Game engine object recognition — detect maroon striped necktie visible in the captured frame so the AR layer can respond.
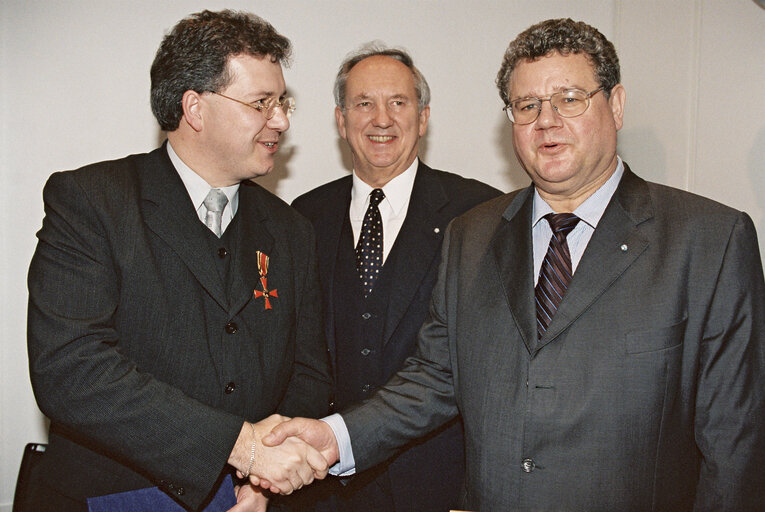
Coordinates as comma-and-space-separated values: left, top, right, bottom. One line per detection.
535, 213, 580, 338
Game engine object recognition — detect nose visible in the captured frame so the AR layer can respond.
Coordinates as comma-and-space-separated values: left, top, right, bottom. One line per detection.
371, 105, 393, 128
267, 107, 290, 132
534, 99, 561, 129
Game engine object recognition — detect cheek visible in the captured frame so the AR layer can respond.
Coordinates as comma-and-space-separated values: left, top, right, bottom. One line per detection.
512, 129, 534, 157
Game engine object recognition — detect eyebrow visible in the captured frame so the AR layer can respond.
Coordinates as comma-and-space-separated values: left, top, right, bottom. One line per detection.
510, 86, 586, 102
243, 89, 288, 101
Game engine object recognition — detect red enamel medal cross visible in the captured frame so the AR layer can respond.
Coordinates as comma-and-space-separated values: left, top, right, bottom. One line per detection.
253, 251, 277, 309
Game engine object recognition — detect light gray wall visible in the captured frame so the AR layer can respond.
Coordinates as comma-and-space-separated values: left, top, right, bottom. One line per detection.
2, 0, 763, 508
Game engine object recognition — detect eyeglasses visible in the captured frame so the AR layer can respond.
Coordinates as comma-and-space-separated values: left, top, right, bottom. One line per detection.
212, 92, 296, 119
503, 87, 604, 125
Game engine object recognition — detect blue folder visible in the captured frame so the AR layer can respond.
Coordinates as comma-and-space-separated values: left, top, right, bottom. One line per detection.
87, 474, 237, 511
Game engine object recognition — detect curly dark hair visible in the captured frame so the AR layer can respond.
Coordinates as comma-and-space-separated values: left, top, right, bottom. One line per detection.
150, 10, 291, 131
496, 18, 620, 105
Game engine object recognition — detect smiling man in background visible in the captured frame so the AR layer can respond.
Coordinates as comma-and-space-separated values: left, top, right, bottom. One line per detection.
290, 44, 500, 511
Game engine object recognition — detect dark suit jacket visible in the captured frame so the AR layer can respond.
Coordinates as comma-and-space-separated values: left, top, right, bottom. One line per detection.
343, 165, 765, 511
292, 161, 501, 510
27, 145, 331, 510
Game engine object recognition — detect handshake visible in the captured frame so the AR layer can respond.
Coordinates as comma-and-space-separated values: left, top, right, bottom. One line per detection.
228, 415, 340, 495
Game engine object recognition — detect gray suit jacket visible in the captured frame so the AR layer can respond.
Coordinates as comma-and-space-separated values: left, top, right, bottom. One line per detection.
27, 145, 331, 510
343, 165, 765, 511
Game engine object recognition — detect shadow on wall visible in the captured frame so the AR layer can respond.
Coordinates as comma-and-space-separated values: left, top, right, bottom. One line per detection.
494, 114, 532, 191
748, 125, 765, 252
616, 126, 668, 186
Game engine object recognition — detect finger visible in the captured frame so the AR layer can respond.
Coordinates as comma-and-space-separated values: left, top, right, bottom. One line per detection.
261, 423, 292, 446
297, 461, 315, 487
262, 418, 307, 446
305, 445, 329, 476
271, 474, 295, 496
253, 477, 271, 489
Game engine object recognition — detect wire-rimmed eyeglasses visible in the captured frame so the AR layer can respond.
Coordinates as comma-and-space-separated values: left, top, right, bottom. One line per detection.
212, 92, 296, 120
503, 87, 603, 125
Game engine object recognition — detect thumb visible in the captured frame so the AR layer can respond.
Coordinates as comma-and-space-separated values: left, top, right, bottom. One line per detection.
261, 421, 294, 446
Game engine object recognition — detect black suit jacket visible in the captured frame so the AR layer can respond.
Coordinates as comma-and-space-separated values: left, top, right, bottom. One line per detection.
292, 161, 501, 510
343, 165, 765, 511
27, 145, 331, 510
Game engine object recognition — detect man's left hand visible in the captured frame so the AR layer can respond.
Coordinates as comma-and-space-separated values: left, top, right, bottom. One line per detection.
227, 482, 268, 512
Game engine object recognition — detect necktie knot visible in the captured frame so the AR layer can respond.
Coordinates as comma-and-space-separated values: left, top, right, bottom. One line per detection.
203, 188, 228, 213
369, 188, 385, 207
545, 213, 580, 243
203, 188, 229, 237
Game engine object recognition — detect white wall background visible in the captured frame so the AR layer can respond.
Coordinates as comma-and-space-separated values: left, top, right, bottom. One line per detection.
1, 0, 763, 508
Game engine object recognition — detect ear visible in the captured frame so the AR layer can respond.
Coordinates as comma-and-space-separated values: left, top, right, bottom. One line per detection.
418, 105, 431, 137
608, 84, 626, 131
181, 90, 205, 132
335, 106, 347, 140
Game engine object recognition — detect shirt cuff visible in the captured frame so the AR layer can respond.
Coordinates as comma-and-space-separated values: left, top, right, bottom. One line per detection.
320, 414, 356, 476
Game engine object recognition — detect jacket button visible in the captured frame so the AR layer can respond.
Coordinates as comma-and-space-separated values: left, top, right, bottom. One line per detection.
225, 382, 236, 394
176, 487, 185, 496
521, 458, 536, 473
225, 322, 238, 334
218, 247, 228, 258
360, 348, 371, 356
361, 312, 371, 320
362, 384, 371, 393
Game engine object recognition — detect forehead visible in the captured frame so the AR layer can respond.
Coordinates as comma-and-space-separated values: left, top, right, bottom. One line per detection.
509, 52, 597, 98
345, 55, 416, 97
225, 54, 285, 94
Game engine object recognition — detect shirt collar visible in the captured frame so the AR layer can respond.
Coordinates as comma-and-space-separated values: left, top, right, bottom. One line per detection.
532, 156, 624, 229
166, 141, 240, 212
350, 158, 419, 220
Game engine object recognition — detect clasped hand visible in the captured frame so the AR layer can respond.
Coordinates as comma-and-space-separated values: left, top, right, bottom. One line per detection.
230, 415, 341, 495
229, 415, 329, 495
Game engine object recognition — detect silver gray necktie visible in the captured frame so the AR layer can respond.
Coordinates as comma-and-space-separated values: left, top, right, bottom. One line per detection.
203, 188, 229, 237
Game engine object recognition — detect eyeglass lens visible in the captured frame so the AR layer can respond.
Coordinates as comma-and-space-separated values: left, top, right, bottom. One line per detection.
509, 89, 591, 124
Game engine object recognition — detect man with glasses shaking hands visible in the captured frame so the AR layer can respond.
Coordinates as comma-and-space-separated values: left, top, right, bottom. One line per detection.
263, 18, 765, 511
27, 10, 331, 512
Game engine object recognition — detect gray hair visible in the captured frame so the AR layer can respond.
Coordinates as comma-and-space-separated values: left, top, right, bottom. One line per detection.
496, 18, 620, 105
333, 42, 431, 111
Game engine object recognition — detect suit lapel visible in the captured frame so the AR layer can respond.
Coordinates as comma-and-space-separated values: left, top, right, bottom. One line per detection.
382, 163, 449, 345
139, 146, 228, 310
540, 166, 653, 348
229, 182, 275, 315
315, 179, 353, 359
492, 186, 538, 354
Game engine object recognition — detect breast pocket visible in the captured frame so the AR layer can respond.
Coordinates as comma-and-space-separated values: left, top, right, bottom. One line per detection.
623, 314, 687, 354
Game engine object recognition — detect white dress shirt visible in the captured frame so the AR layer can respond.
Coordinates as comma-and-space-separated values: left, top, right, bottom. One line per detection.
167, 142, 240, 235
349, 158, 419, 263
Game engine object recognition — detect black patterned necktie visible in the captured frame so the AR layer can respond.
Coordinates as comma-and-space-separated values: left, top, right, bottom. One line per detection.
535, 213, 580, 338
355, 188, 385, 297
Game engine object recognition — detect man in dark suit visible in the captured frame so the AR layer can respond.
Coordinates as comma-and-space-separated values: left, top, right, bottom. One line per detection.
289, 45, 500, 511
263, 18, 765, 511
26, 10, 331, 512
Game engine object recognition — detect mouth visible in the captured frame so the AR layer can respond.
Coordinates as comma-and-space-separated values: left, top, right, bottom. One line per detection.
538, 141, 566, 153
367, 135, 395, 143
